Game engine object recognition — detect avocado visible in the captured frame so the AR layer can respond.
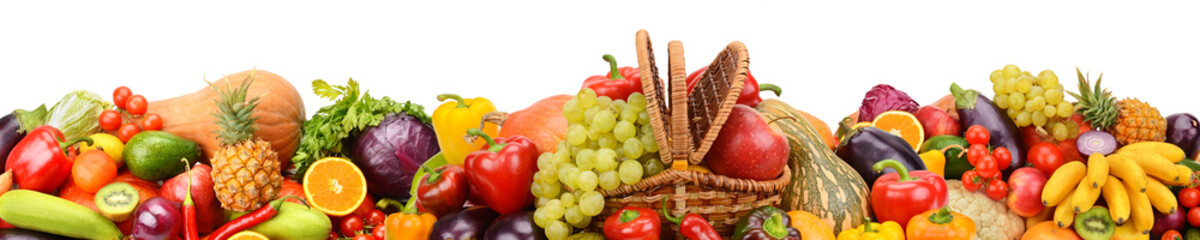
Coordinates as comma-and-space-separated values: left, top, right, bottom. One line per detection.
122, 131, 200, 181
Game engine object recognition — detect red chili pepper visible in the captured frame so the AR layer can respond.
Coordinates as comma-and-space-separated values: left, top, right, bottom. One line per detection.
580, 54, 642, 101
416, 164, 469, 217
209, 196, 303, 240
685, 67, 781, 108
181, 159, 199, 240
603, 206, 660, 240
661, 198, 720, 240
463, 128, 538, 215
870, 159, 949, 229
4, 125, 91, 193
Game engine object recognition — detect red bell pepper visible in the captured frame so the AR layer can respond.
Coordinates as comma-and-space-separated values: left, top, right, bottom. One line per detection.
4, 125, 91, 193
463, 128, 538, 215
581, 54, 642, 101
685, 67, 781, 108
871, 159, 948, 228
604, 206, 660, 240
416, 164, 469, 217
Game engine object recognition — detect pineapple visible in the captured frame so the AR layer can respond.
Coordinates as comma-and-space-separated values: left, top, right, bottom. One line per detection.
209, 72, 284, 211
1068, 68, 1166, 145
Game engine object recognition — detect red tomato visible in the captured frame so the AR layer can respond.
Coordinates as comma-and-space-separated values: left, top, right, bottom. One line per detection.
366, 209, 386, 227
1189, 207, 1200, 227
71, 150, 118, 194
1029, 142, 1066, 177
113, 87, 132, 110
372, 227, 385, 240
976, 155, 999, 178
117, 123, 141, 143
340, 215, 365, 237
1181, 188, 1200, 209
985, 178, 1009, 200
967, 144, 988, 166
353, 234, 376, 240
354, 195, 377, 217
992, 147, 1012, 170
965, 125, 990, 145
126, 95, 148, 115
1163, 230, 1182, 240
961, 170, 983, 192
141, 114, 163, 131
99, 110, 123, 131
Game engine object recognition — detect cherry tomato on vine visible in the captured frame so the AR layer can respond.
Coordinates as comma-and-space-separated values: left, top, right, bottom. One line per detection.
975, 155, 999, 178
141, 114, 163, 131
126, 95, 148, 115
985, 178, 1008, 200
372, 227, 385, 240
961, 170, 982, 192
98, 110, 123, 131
113, 86, 132, 109
1028, 142, 1066, 177
992, 147, 1012, 171
340, 215, 365, 237
965, 125, 990, 145
1180, 187, 1200, 209
366, 209, 386, 227
118, 123, 141, 143
1162, 230, 1182, 240
967, 144, 988, 166
1189, 207, 1200, 227
353, 234, 375, 240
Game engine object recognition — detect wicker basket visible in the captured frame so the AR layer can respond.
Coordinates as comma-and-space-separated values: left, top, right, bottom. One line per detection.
589, 30, 791, 237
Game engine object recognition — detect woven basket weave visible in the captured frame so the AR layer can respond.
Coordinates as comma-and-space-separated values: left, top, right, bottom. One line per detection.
590, 30, 790, 237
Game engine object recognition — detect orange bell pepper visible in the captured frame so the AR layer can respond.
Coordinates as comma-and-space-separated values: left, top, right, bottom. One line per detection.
905, 207, 975, 240
382, 199, 437, 240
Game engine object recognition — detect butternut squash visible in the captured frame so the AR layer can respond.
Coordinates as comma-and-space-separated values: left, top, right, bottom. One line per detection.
146, 70, 305, 168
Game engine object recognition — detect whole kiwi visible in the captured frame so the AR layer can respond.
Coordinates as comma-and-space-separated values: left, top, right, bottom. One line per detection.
1074, 206, 1116, 240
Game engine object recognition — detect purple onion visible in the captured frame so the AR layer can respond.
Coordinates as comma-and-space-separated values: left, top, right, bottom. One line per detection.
1076, 131, 1117, 156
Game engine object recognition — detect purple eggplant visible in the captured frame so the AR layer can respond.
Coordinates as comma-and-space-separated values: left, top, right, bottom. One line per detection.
430, 207, 500, 240
0, 113, 25, 166
0, 228, 76, 240
835, 126, 925, 186
1167, 113, 1199, 158
483, 211, 546, 240
1151, 208, 1186, 239
950, 83, 1024, 177
346, 112, 440, 201
131, 197, 181, 240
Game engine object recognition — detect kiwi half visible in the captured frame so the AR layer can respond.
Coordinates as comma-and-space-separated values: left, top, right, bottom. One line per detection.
94, 182, 139, 222
1074, 206, 1116, 240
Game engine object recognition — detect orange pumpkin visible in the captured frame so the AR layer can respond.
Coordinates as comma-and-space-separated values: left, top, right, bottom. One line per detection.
146, 69, 305, 169
1021, 221, 1082, 240
499, 95, 570, 154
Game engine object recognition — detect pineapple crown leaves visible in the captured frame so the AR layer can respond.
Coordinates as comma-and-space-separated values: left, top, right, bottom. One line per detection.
1066, 67, 1118, 130
207, 69, 264, 145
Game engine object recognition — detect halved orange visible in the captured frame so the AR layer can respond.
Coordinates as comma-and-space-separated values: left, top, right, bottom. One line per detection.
850, 122, 873, 130
871, 111, 925, 151
228, 231, 269, 240
303, 157, 367, 217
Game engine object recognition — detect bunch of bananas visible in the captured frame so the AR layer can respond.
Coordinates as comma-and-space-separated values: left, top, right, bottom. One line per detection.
1041, 142, 1193, 234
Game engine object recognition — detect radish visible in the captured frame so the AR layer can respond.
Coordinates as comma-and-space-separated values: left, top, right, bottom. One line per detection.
1076, 131, 1117, 156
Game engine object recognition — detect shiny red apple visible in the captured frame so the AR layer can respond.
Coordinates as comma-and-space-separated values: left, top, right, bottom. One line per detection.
915, 105, 961, 139
704, 105, 790, 181
1007, 167, 1047, 217
160, 163, 221, 233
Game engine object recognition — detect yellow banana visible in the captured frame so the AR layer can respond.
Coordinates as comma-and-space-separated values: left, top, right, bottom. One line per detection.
1122, 151, 1181, 183
1145, 178, 1179, 214
1043, 161, 1087, 206
1101, 176, 1130, 224
1072, 176, 1103, 213
1119, 141, 1185, 162
1086, 153, 1109, 188
1054, 191, 1076, 228
1162, 165, 1196, 186
1126, 178, 1154, 235
1108, 153, 1148, 193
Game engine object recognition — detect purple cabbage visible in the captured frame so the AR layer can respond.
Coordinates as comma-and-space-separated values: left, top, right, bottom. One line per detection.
346, 113, 440, 201
857, 84, 919, 121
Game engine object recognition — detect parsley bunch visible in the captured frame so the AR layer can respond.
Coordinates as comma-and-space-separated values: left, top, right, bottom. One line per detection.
291, 79, 430, 178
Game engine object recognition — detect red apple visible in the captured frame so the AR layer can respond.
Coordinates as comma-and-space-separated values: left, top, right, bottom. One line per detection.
705, 105, 790, 181
915, 105, 960, 139
160, 163, 221, 233
1007, 167, 1047, 217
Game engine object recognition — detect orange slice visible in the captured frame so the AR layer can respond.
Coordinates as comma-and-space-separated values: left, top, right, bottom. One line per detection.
871, 111, 925, 151
228, 231, 269, 240
303, 157, 367, 217
850, 122, 873, 130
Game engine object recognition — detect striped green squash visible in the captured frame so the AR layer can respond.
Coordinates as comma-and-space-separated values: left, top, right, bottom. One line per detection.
757, 99, 871, 233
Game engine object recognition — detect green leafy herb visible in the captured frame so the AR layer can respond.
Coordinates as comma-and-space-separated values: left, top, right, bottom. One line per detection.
291, 79, 430, 178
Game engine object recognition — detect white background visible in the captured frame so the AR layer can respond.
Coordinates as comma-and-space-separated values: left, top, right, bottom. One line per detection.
3, 1, 1199, 130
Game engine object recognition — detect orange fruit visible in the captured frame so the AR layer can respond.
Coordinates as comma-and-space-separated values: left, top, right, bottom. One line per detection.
871, 111, 925, 151
228, 231, 270, 240
850, 122, 873, 130
303, 157, 368, 217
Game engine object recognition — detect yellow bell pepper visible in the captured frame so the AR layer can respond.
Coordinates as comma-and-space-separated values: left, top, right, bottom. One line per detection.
432, 94, 499, 165
919, 150, 946, 177
836, 220, 905, 240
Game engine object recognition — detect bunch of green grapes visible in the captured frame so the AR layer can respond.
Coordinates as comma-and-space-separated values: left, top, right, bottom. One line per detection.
990, 64, 1080, 140
530, 88, 663, 240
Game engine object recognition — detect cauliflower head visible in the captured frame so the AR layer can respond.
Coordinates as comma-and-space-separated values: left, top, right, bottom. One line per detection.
945, 180, 1025, 240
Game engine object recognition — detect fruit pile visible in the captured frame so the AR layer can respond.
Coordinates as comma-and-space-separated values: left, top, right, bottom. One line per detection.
4, 32, 1200, 240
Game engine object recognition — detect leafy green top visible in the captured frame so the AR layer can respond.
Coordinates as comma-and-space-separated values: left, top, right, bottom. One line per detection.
210, 72, 262, 145
291, 78, 430, 177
